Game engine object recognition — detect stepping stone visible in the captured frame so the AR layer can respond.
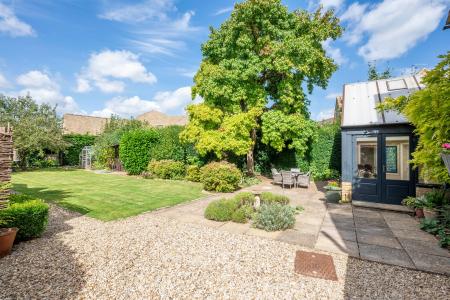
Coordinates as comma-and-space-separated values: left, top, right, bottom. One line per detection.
315, 233, 359, 257
277, 229, 317, 248
407, 251, 450, 275
359, 244, 415, 268
391, 229, 437, 242
354, 217, 388, 229
320, 225, 357, 242
294, 250, 338, 281
357, 233, 402, 249
356, 227, 394, 237
353, 208, 382, 219
398, 238, 450, 258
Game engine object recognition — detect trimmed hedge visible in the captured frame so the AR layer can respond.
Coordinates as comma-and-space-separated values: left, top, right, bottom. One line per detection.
200, 162, 242, 192
63, 134, 96, 166
119, 129, 159, 175
148, 159, 186, 179
0, 196, 49, 241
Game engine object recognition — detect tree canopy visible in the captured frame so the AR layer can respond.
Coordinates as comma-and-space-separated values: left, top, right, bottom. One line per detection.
367, 62, 392, 81
377, 52, 450, 184
0, 95, 67, 169
181, 0, 342, 174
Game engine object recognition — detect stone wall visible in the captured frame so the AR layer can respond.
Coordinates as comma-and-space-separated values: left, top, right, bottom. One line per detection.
0, 127, 13, 208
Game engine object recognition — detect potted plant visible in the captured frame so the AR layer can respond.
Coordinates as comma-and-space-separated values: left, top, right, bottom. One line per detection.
324, 180, 342, 203
441, 143, 450, 175
0, 215, 18, 258
402, 196, 425, 218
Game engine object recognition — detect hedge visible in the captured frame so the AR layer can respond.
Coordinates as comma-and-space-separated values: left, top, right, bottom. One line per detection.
0, 195, 49, 241
150, 126, 189, 162
63, 134, 96, 166
119, 129, 160, 175
148, 159, 186, 179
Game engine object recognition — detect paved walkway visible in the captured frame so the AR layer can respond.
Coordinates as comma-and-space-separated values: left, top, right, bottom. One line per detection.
153, 180, 450, 275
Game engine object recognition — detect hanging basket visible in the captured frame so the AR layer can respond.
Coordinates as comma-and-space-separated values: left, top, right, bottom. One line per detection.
441, 153, 450, 175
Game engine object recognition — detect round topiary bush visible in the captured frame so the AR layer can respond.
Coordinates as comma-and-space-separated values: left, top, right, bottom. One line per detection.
253, 204, 296, 231
200, 162, 241, 192
0, 196, 49, 241
148, 159, 186, 179
119, 129, 159, 175
204, 198, 240, 221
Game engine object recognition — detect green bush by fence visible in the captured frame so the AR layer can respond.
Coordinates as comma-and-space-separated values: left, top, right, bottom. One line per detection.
119, 129, 160, 175
200, 162, 242, 192
0, 195, 49, 241
63, 134, 96, 166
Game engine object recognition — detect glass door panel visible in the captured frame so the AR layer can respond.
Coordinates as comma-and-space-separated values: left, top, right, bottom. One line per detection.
356, 137, 377, 179
384, 136, 410, 181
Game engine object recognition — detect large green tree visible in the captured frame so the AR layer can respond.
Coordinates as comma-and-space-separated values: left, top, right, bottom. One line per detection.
377, 52, 450, 184
0, 95, 67, 169
181, 0, 342, 174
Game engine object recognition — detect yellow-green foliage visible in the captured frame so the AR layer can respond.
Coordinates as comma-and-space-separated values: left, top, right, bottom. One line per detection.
148, 160, 186, 180
200, 162, 242, 192
378, 52, 450, 183
185, 165, 201, 182
204, 198, 240, 221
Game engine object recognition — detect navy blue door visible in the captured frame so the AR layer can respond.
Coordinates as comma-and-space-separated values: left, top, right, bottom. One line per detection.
381, 134, 414, 205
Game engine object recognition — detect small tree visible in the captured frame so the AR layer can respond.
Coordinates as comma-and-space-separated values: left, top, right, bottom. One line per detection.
181, 0, 342, 175
368, 62, 392, 80
0, 95, 67, 169
377, 52, 450, 183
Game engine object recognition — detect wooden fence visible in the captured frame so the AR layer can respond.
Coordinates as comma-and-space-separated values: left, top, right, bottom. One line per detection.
0, 126, 13, 208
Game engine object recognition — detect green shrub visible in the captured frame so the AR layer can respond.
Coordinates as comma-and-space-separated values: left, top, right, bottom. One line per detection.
0, 199, 49, 241
185, 165, 201, 182
240, 176, 261, 187
204, 198, 240, 221
148, 160, 185, 179
200, 162, 241, 192
423, 189, 447, 208
260, 192, 289, 205
119, 129, 159, 175
150, 126, 187, 162
9, 194, 35, 204
253, 204, 296, 231
231, 207, 248, 223
234, 192, 255, 206
63, 134, 96, 166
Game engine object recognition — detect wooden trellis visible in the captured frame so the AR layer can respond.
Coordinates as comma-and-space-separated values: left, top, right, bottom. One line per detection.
0, 126, 13, 209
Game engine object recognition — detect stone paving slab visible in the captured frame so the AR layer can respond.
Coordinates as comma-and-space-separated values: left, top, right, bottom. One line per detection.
359, 244, 415, 269
153, 181, 450, 275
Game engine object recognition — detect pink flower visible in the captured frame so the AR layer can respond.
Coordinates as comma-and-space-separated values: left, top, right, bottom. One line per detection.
442, 143, 450, 149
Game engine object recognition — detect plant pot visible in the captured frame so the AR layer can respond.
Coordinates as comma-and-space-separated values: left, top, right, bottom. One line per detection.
415, 208, 424, 218
441, 153, 450, 175
423, 208, 437, 219
0, 228, 18, 258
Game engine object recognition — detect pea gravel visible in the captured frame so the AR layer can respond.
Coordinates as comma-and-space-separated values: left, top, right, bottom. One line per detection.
0, 205, 449, 299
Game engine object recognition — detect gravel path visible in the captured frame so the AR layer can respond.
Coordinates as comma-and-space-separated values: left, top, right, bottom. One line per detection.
1, 205, 449, 299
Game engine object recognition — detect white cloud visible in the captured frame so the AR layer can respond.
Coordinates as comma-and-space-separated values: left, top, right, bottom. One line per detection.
77, 50, 157, 93
326, 92, 341, 100
320, 0, 344, 10
91, 96, 161, 118
315, 108, 334, 121
15, 70, 80, 114
91, 86, 200, 117
0, 3, 35, 37
322, 39, 347, 65
213, 7, 233, 16
0, 72, 10, 88
341, 0, 447, 61
99, 0, 174, 23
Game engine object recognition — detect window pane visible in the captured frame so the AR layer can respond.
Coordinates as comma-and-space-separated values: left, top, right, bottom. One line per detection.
385, 136, 410, 181
356, 137, 377, 178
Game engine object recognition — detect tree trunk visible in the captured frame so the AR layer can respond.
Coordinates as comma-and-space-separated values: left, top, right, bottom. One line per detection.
246, 128, 257, 176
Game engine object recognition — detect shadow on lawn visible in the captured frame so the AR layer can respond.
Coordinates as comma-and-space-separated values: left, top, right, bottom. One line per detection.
12, 183, 91, 216
0, 203, 87, 298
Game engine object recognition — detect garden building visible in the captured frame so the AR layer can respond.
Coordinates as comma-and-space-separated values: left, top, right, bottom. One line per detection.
340, 71, 426, 206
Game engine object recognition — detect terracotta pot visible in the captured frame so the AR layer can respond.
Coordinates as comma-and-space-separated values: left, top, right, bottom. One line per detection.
0, 228, 18, 258
415, 208, 424, 218
423, 208, 437, 219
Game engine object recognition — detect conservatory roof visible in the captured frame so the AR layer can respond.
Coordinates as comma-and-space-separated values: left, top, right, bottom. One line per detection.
341, 71, 426, 127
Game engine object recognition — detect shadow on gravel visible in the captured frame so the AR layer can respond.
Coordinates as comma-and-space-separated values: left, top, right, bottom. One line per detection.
0, 206, 86, 299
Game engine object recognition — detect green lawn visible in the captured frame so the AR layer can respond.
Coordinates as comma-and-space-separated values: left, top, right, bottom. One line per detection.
12, 169, 204, 221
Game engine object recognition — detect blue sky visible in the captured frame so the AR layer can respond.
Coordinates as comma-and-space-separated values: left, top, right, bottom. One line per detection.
0, 0, 448, 120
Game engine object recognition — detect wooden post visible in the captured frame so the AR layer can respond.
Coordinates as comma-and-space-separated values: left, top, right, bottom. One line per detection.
0, 126, 13, 209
